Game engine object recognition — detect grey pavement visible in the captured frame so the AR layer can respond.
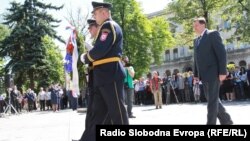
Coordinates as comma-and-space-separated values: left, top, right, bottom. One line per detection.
0, 101, 250, 141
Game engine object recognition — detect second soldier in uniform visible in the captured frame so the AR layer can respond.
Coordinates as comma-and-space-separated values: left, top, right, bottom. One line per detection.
78, 1, 129, 141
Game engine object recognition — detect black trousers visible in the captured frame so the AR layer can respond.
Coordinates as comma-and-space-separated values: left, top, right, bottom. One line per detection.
84, 70, 95, 130
0, 100, 5, 113
203, 79, 233, 125
40, 100, 45, 111
80, 80, 129, 141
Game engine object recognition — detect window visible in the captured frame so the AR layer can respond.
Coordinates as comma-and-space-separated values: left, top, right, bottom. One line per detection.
165, 50, 170, 61
180, 47, 185, 57
173, 48, 178, 59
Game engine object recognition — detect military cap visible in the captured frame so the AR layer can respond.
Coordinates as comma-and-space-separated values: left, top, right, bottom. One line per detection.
91, 1, 112, 13
87, 19, 97, 26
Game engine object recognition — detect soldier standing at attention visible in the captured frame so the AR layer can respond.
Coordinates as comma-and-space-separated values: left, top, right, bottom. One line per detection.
77, 1, 129, 141
82, 19, 99, 130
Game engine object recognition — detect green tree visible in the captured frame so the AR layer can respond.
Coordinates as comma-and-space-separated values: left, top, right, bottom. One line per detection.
124, 0, 152, 77
0, 24, 10, 76
19, 36, 64, 91
150, 17, 175, 65
0, 24, 10, 43
167, 0, 227, 46
0, 0, 63, 89
105, 0, 174, 77
240, 0, 250, 41
40, 36, 64, 87
167, 0, 227, 27
222, 0, 250, 42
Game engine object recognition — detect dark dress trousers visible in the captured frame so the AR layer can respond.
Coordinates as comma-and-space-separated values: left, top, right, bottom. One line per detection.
80, 18, 129, 141
194, 29, 233, 125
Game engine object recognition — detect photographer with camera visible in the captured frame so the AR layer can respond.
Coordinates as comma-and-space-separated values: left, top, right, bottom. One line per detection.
122, 56, 136, 118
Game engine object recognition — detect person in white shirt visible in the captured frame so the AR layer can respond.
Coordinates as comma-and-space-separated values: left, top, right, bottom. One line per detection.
45, 88, 51, 110
38, 87, 46, 111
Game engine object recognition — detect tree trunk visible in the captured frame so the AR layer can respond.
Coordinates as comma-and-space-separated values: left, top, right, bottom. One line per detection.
16, 71, 24, 91
204, 11, 209, 28
28, 69, 35, 89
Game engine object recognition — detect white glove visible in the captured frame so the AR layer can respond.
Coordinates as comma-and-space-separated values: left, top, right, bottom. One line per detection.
85, 41, 93, 51
80, 53, 86, 63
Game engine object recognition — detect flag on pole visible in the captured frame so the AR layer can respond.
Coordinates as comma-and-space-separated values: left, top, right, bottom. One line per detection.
65, 25, 79, 98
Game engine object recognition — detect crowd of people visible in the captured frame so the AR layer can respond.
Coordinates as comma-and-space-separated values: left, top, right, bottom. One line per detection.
2, 64, 248, 121
0, 83, 88, 114
2, 3, 250, 139
132, 66, 250, 107
220, 65, 250, 101
134, 71, 199, 107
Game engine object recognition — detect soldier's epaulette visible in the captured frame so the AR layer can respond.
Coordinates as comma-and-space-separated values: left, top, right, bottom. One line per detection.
101, 28, 111, 33
101, 20, 116, 45
102, 20, 116, 29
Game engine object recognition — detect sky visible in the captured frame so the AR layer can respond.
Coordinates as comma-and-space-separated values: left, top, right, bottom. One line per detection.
0, 0, 171, 54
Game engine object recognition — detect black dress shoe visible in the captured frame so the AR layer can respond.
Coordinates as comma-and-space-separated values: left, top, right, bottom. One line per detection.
129, 115, 136, 118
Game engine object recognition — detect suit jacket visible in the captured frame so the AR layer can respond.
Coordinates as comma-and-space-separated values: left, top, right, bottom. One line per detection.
194, 30, 227, 82
84, 18, 125, 86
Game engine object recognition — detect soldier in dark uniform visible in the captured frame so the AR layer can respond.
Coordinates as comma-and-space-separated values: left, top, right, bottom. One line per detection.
82, 19, 99, 130
77, 2, 129, 141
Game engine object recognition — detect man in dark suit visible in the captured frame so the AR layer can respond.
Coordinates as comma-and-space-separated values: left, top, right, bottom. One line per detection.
193, 17, 233, 125
78, 1, 128, 141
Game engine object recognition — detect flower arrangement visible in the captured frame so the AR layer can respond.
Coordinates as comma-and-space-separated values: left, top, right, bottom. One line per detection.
227, 64, 235, 71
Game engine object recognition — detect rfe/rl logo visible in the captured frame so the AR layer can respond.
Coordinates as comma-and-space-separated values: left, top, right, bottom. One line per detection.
210, 129, 244, 136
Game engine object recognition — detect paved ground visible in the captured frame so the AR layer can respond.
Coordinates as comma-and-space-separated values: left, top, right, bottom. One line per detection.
0, 100, 250, 141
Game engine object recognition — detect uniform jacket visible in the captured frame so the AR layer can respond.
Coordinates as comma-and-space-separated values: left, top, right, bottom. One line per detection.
84, 18, 125, 86
194, 30, 227, 82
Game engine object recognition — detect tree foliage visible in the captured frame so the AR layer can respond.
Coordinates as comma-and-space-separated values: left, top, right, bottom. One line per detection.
124, 0, 152, 77
167, 0, 250, 46
0, 0, 63, 89
167, 0, 227, 27
0, 24, 10, 76
105, 0, 174, 77
167, 0, 227, 47
150, 17, 175, 65
222, 0, 250, 42
40, 36, 64, 87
